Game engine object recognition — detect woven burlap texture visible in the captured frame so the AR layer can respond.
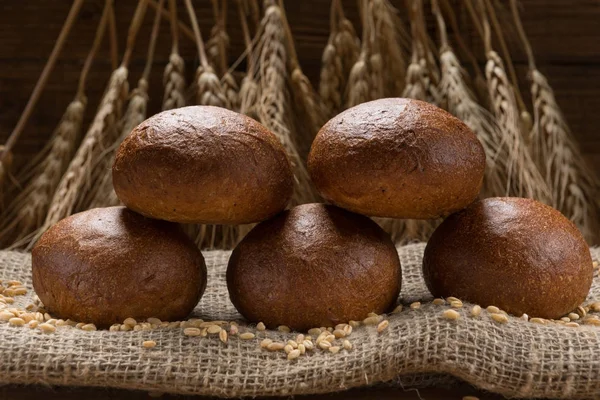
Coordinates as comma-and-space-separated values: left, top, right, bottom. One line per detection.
1, 244, 599, 398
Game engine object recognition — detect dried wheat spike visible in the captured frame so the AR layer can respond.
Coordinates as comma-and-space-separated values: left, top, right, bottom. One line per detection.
88, 80, 149, 209
35, 67, 129, 247
346, 55, 371, 108
256, 5, 317, 205
206, 24, 229, 77
485, 51, 551, 203
529, 69, 600, 242
222, 71, 240, 112
239, 75, 260, 120
194, 65, 230, 108
0, 98, 86, 247
439, 49, 507, 199
162, 52, 186, 110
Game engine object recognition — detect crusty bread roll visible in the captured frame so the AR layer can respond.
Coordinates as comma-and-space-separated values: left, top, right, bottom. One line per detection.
227, 203, 401, 331
113, 106, 293, 224
32, 206, 207, 327
423, 197, 593, 319
308, 98, 486, 219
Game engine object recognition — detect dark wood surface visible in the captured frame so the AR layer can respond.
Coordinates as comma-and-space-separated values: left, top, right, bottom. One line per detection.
0, 1, 599, 174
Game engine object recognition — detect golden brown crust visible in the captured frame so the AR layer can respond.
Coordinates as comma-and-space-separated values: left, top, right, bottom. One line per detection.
113, 106, 294, 224
32, 206, 207, 327
308, 98, 486, 219
423, 197, 593, 319
227, 203, 401, 331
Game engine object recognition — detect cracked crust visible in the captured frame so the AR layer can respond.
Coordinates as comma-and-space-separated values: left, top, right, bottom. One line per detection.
308, 98, 486, 219
32, 206, 207, 327
423, 197, 593, 319
226, 203, 401, 331
113, 106, 294, 224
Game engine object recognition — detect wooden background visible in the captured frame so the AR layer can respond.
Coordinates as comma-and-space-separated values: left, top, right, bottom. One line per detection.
0, 0, 599, 174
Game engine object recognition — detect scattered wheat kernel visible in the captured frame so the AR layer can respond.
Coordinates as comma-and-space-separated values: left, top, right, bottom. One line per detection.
240, 332, 255, 340
267, 342, 285, 351
432, 298, 445, 306
207, 325, 222, 334
5, 297, 14, 304
298, 343, 306, 354
565, 322, 580, 328
410, 302, 421, 309
318, 340, 331, 350
28, 320, 39, 329
219, 329, 228, 343
343, 340, 352, 350
133, 325, 143, 332
329, 346, 341, 354
44, 313, 52, 321
7, 280, 22, 286
367, 312, 379, 318
39, 323, 56, 333
296, 334, 305, 343
120, 324, 132, 331
287, 349, 301, 360
147, 317, 162, 325
491, 313, 508, 324
305, 335, 313, 341
520, 313, 529, 321
486, 306, 500, 313
392, 304, 404, 313
199, 321, 219, 328
576, 306, 587, 318
287, 340, 298, 348
363, 316, 380, 325
443, 309, 460, 320
184, 328, 201, 336
13, 288, 27, 296
585, 319, 600, 326
25, 304, 35, 311
326, 335, 336, 343
278, 325, 291, 333
308, 328, 321, 336
9, 318, 25, 326
333, 329, 346, 338
35, 313, 44, 322
349, 320, 361, 328
560, 317, 571, 322
260, 338, 273, 348
446, 296, 460, 303
593, 261, 598, 269
0, 311, 14, 321
142, 340, 157, 349
450, 301, 463, 309
303, 340, 314, 350
46, 319, 57, 325
463, 396, 480, 400
81, 324, 97, 331
343, 325, 352, 335
229, 324, 239, 335
327, 327, 333, 332
55, 319, 67, 327
590, 302, 600, 312
257, 322, 266, 331
284, 344, 294, 354
471, 305, 482, 317
530, 318, 545, 325
377, 320, 389, 333
109, 324, 120, 332
568, 313, 580, 321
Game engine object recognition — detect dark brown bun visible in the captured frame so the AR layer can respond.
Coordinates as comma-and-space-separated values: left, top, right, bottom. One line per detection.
32, 206, 207, 327
308, 98, 486, 219
227, 203, 401, 331
423, 197, 593, 319
113, 106, 294, 224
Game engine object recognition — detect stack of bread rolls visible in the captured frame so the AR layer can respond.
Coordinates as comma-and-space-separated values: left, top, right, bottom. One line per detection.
32, 99, 593, 330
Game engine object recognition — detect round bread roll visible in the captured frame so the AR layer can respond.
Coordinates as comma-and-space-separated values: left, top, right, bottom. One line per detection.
423, 197, 593, 319
32, 206, 207, 327
113, 106, 293, 224
227, 203, 401, 331
308, 98, 486, 219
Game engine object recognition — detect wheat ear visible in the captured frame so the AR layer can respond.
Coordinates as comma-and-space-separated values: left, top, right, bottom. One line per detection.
256, 3, 317, 204
346, 0, 376, 108
162, 0, 186, 111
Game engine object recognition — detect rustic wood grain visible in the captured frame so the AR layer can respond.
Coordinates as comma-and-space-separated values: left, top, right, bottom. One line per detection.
0, 0, 598, 173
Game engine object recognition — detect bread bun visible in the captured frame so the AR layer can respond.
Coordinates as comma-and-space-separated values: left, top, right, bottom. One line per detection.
227, 203, 401, 331
308, 98, 485, 219
423, 197, 593, 319
32, 206, 207, 327
113, 106, 293, 224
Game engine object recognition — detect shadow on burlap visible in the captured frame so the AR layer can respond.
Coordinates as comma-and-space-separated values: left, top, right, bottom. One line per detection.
0, 244, 599, 398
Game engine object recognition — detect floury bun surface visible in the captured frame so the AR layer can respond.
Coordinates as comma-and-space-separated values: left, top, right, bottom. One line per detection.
308, 98, 486, 219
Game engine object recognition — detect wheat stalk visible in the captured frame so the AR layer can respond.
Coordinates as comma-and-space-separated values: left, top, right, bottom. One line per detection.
0, 98, 87, 247
256, 4, 317, 204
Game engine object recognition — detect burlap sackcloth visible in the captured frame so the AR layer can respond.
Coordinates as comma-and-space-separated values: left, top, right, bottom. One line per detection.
1, 243, 600, 398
